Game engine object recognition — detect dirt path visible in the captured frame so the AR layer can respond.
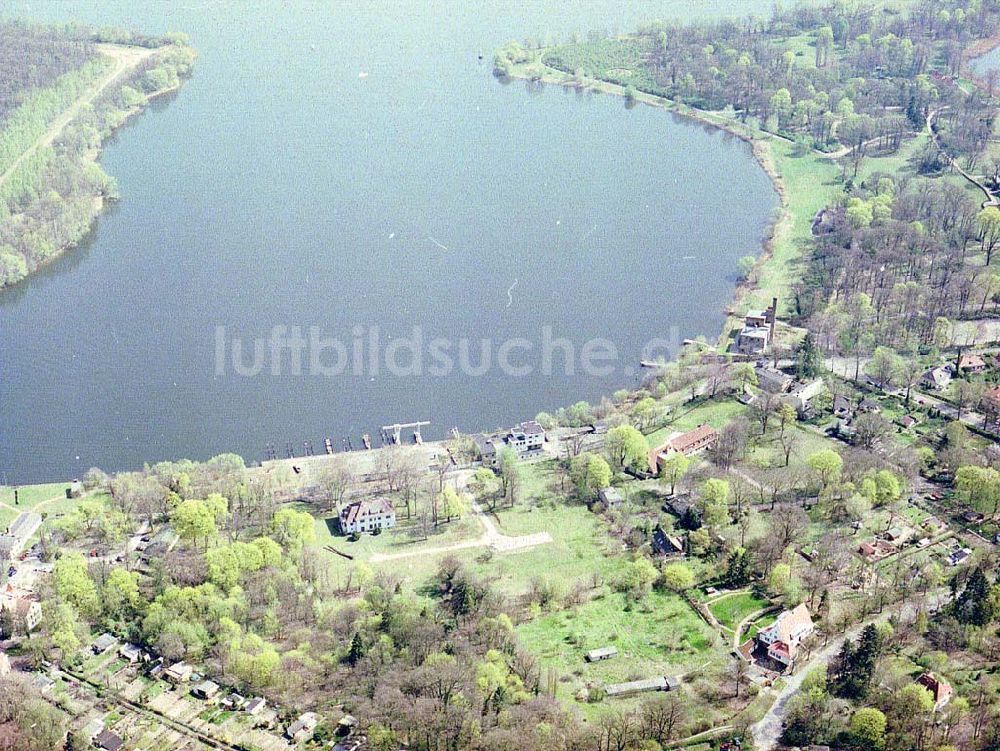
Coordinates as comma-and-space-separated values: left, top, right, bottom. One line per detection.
371, 500, 552, 562
927, 106, 997, 208
0, 43, 156, 189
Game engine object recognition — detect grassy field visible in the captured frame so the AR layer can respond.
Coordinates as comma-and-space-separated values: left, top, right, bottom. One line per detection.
707, 591, 771, 631
308, 500, 487, 586
646, 398, 747, 448
0, 481, 74, 509
517, 587, 723, 709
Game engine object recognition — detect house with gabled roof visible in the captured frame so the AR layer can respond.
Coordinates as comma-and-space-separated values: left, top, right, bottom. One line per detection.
958, 353, 987, 374
338, 498, 396, 535
917, 672, 953, 710
756, 603, 814, 669
921, 366, 952, 391
648, 425, 718, 474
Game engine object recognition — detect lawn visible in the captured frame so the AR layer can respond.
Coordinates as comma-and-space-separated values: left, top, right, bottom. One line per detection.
707, 591, 771, 631
745, 611, 778, 640
751, 138, 843, 317
517, 587, 724, 707
646, 399, 747, 448
0, 481, 73, 509
309, 459, 616, 594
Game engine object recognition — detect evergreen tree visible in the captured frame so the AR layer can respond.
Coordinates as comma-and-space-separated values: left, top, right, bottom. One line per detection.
832, 624, 883, 699
347, 632, 365, 665
725, 548, 753, 586
953, 567, 996, 626
796, 332, 822, 379
679, 506, 702, 531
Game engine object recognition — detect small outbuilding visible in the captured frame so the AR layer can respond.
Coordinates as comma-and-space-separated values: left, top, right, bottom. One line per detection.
91, 633, 117, 655
597, 487, 623, 509
192, 680, 221, 701
93, 730, 124, 751
585, 646, 618, 662
605, 675, 678, 697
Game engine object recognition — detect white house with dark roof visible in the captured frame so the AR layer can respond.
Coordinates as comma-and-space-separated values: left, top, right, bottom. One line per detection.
506, 421, 545, 457
339, 498, 396, 535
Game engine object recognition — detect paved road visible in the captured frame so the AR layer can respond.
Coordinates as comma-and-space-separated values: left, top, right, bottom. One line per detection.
751, 589, 949, 750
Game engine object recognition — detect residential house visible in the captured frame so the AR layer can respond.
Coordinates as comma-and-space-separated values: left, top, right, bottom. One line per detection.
648, 425, 719, 474
756, 603, 814, 669
917, 672, 953, 710
91, 633, 118, 655
921, 366, 952, 391
597, 487, 623, 509
662, 495, 699, 524
883, 526, 912, 544
785, 379, 826, 413
222, 693, 246, 710
651, 526, 684, 556
93, 730, 124, 751
858, 398, 881, 414
585, 646, 618, 662
246, 697, 267, 716
138, 527, 179, 564
858, 539, 897, 560
338, 498, 397, 535
897, 414, 919, 429
286, 712, 319, 742
473, 434, 499, 470
0, 584, 42, 633
119, 644, 144, 664
949, 548, 972, 566
0, 512, 42, 562
735, 325, 771, 356
757, 367, 794, 394
734, 299, 778, 356
163, 661, 193, 684
506, 421, 545, 458
958, 353, 987, 375
192, 680, 221, 701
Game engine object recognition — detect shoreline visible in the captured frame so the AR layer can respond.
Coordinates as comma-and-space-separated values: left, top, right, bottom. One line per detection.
1, 49, 793, 487
0, 43, 192, 292
501, 55, 793, 345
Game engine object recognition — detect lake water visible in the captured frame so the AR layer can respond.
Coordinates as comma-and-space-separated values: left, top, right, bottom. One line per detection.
968, 42, 1000, 79
0, 0, 778, 483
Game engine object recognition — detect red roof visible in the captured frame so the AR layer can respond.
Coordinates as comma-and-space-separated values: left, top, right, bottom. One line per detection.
669, 424, 718, 453
959, 354, 986, 370
917, 673, 952, 705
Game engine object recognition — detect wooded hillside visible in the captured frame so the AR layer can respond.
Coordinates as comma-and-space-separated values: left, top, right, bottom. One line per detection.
0, 21, 96, 124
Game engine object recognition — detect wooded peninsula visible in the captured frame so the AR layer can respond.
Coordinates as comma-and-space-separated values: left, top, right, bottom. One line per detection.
0, 22, 194, 288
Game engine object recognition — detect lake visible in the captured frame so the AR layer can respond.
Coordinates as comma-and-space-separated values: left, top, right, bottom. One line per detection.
0, 0, 778, 483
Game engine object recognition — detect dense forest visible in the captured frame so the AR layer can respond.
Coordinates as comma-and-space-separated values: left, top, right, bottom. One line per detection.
0, 23, 194, 288
0, 23, 96, 124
